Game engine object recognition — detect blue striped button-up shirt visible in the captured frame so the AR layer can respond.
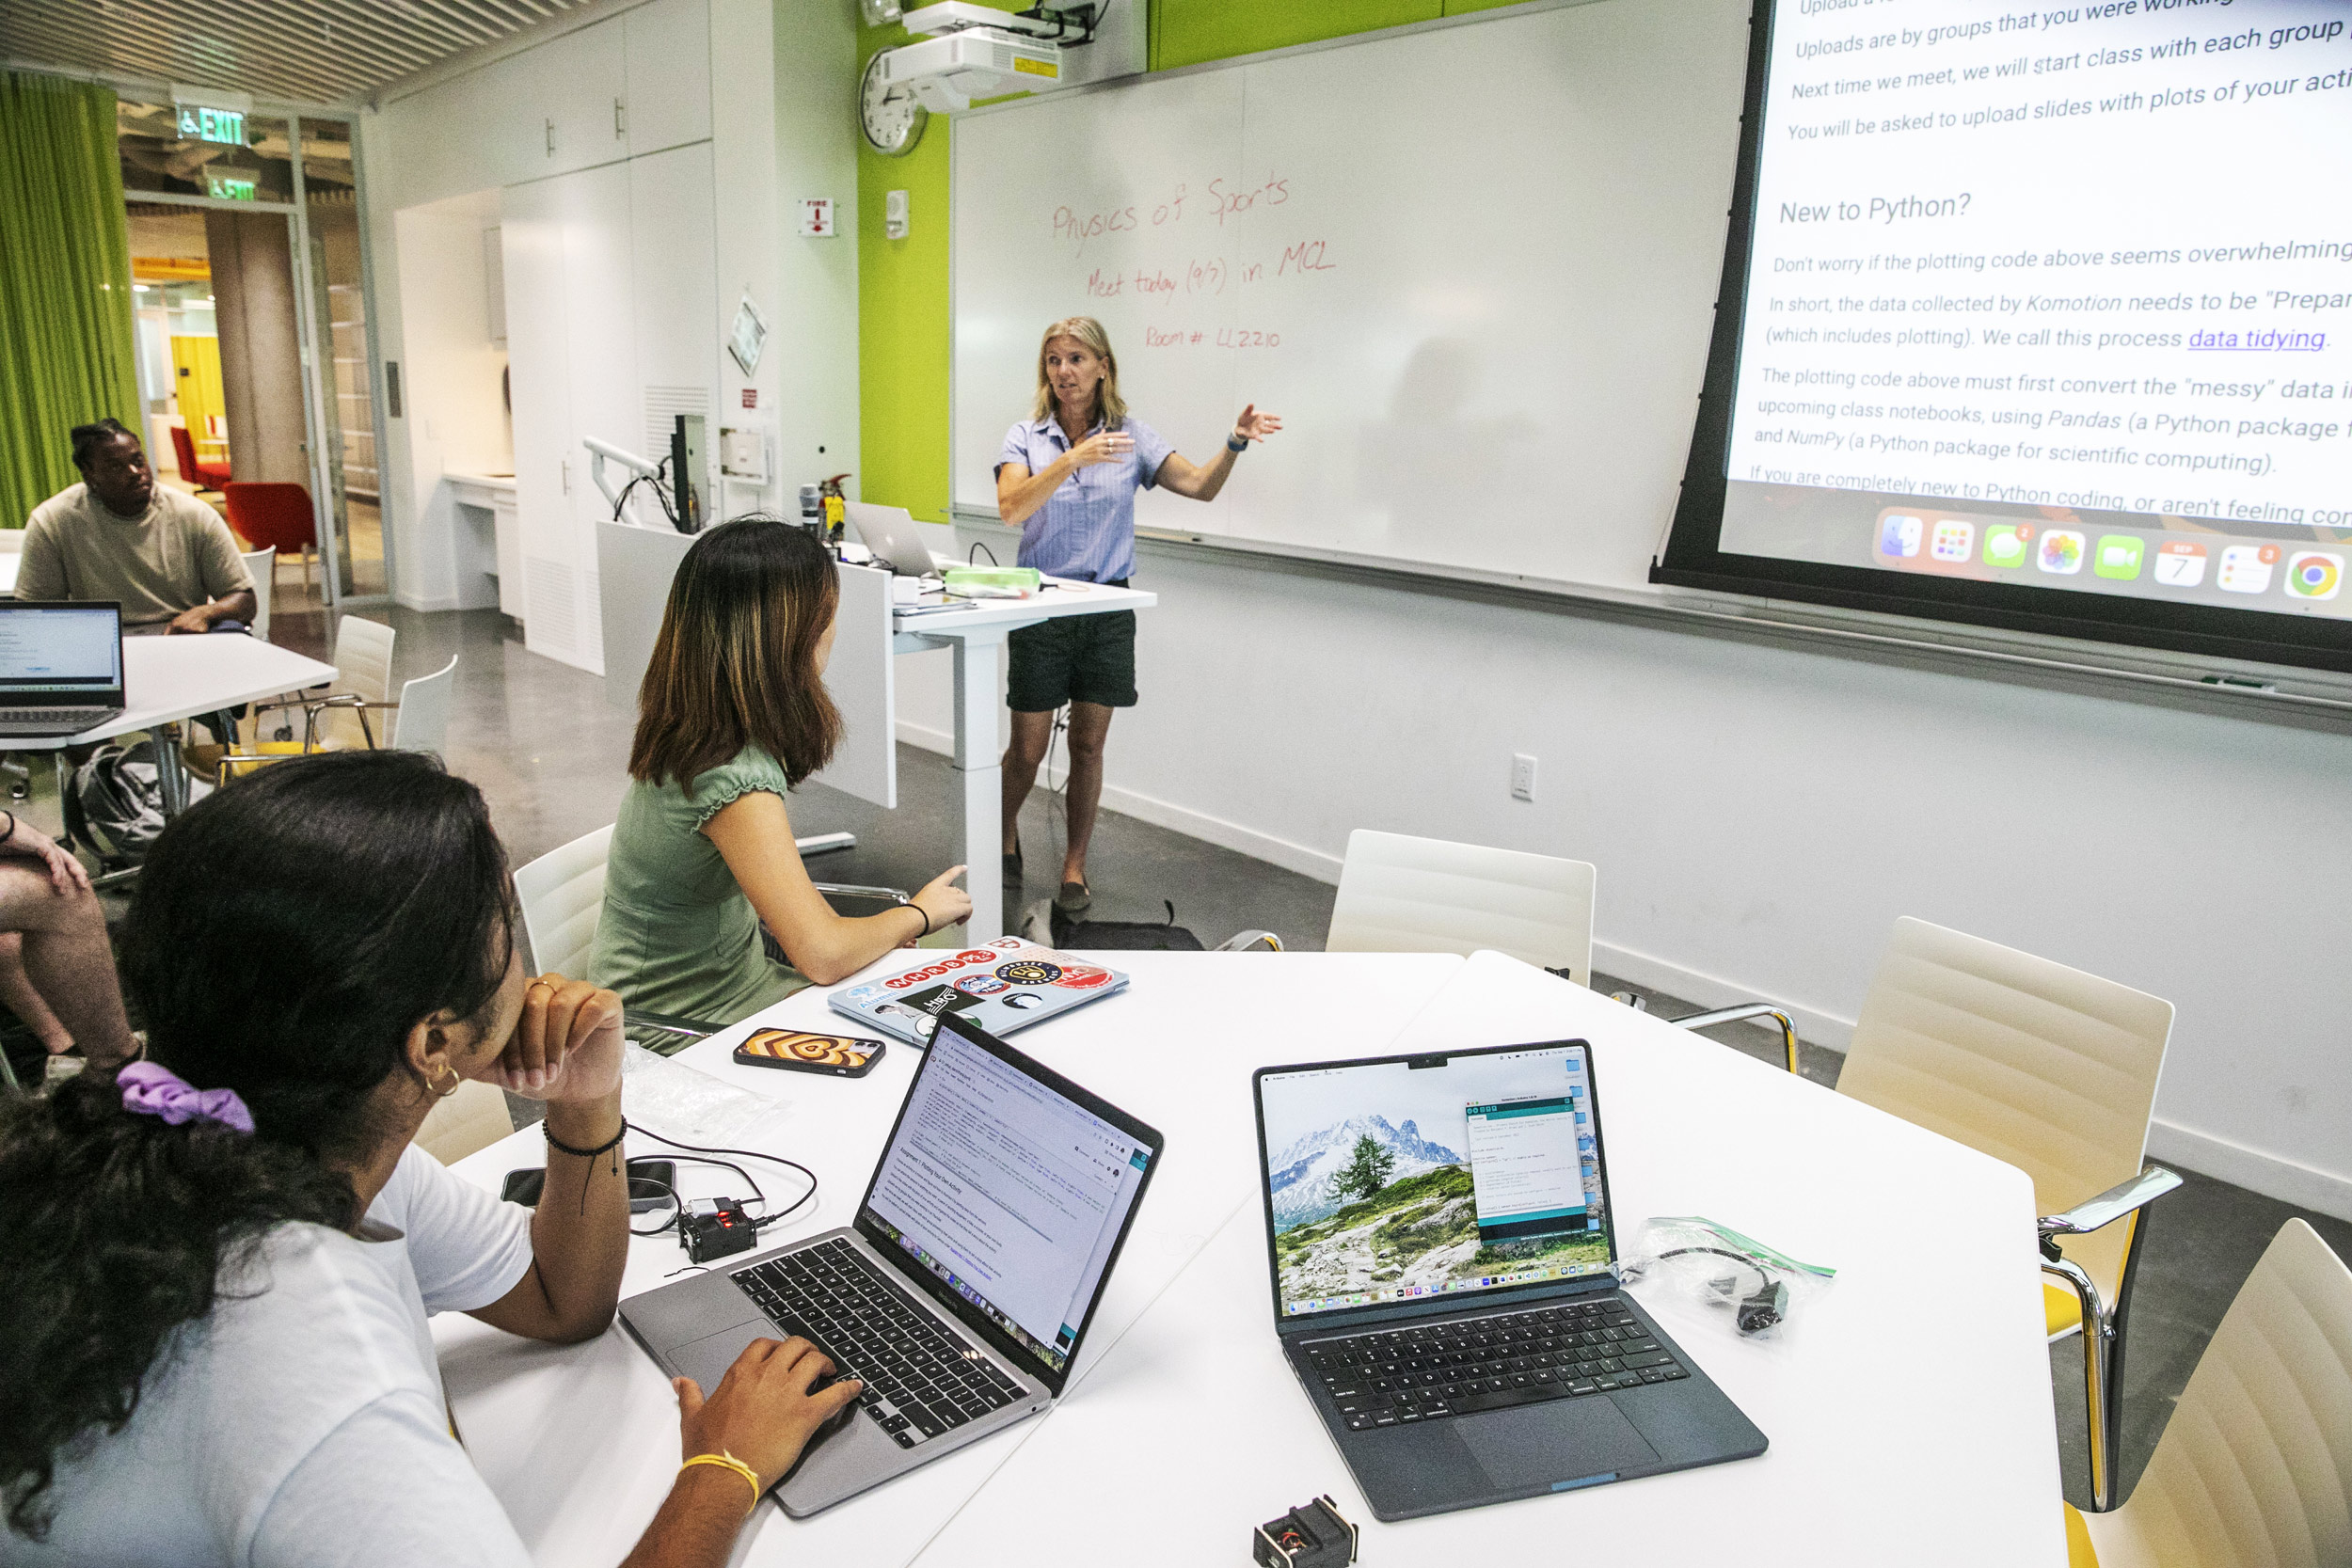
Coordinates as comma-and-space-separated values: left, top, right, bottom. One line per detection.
995, 414, 1173, 583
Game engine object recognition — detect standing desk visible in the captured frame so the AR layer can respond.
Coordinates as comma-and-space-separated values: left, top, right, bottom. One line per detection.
434, 950, 2062, 1566
886, 578, 1152, 942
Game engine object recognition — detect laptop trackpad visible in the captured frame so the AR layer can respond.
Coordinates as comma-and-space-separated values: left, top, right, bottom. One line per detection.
1457, 1401, 1661, 1492
666, 1321, 770, 1394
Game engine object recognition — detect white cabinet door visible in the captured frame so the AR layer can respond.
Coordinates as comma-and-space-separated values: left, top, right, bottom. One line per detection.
533, 17, 630, 178
500, 181, 576, 658
557, 158, 640, 674
625, 0, 712, 157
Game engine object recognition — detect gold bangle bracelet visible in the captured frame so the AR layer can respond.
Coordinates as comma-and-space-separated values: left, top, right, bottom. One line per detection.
678, 1451, 763, 1517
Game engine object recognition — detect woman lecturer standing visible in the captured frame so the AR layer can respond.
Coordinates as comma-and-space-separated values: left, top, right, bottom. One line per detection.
995, 316, 1280, 913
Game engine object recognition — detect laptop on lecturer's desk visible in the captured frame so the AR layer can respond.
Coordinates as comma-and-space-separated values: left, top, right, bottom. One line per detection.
844, 500, 946, 578
618, 1008, 1163, 1516
0, 603, 125, 737
1253, 1038, 1765, 1521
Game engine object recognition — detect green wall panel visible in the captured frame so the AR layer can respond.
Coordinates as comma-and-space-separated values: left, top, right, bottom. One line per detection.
1150, 0, 1439, 71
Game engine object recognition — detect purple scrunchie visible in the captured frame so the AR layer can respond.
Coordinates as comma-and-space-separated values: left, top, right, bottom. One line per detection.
118, 1060, 256, 1134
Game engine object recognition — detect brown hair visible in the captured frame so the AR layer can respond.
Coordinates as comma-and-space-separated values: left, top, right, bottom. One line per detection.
1029, 315, 1126, 430
628, 517, 842, 793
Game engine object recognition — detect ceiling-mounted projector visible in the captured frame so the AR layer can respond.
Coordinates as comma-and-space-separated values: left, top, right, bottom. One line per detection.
875, 3, 1098, 114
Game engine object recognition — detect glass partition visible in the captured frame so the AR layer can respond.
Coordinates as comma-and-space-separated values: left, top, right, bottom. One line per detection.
301, 117, 379, 598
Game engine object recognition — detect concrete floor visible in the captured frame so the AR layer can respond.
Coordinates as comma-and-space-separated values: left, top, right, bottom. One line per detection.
30, 601, 2352, 1517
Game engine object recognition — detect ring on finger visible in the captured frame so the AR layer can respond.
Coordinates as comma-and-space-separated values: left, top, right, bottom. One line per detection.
526, 979, 556, 1000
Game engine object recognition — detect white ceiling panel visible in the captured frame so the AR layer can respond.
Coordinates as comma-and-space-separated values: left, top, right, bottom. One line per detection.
2, 0, 594, 107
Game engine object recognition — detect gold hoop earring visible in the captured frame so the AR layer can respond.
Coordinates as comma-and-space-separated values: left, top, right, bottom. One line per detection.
427, 1064, 462, 1100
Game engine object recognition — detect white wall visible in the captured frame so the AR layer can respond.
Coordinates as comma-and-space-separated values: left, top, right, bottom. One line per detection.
905, 536, 2352, 1220
360, 0, 860, 628
386, 189, 509, 611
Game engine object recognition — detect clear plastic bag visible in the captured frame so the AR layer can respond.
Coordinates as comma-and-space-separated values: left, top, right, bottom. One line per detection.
1617, 1216, 1836, 1342
620, 1041, 781, 1146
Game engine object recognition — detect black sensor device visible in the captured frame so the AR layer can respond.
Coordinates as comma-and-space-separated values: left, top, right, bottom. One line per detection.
1252, 1496, 1357, 1568
683, 1197, 758, 1263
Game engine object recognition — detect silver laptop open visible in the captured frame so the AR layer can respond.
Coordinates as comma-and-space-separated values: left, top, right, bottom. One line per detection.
0, 602, 126, 738
618, 1009, 1164, 1516
844, 500, 946, 578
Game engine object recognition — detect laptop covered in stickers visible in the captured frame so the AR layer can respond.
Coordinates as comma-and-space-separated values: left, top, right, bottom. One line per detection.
829, 937, 1131, 1047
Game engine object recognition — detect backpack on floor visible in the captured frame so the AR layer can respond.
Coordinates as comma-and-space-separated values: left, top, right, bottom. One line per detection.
1024, 897, 1206, 952
65, 739, 208, 867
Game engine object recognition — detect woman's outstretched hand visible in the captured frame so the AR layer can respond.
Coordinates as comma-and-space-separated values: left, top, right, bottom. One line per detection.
908, 866, 973, 944
1232, 404, 1282, 443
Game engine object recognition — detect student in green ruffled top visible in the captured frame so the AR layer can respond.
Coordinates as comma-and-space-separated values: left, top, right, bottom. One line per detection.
590, 519, 970, 1029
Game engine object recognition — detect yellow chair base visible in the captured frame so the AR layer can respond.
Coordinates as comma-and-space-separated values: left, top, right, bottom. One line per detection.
2046, 1280, 2087, 1338
2064, 1503, 2098, 1567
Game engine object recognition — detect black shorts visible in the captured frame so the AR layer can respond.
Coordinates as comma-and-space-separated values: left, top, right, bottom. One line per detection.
1007, 591, 1136, 712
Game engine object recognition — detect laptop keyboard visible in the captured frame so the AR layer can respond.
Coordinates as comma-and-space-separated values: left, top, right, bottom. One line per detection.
733, 1237, 1026, 1449
0, 708, 109, 726
1305, 1297, 1688, 1432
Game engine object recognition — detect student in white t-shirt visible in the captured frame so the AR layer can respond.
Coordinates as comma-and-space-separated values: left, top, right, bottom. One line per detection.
0, 751, 862, 1568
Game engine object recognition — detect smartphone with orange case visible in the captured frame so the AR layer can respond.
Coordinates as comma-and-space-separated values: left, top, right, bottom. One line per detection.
732, 1027, 886, 1078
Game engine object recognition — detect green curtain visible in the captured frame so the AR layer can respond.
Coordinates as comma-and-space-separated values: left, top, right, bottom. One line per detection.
0, 71, 140, 530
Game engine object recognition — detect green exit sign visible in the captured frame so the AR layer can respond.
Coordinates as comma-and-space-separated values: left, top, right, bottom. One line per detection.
177, 104, 245, 146
205, 172, 258, 201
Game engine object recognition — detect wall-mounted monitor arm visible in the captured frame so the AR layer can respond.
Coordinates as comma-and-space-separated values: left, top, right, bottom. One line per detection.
584, 436, 667, 529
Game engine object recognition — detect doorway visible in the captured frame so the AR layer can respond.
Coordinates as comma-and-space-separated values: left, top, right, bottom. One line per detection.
114, 98, 389, 617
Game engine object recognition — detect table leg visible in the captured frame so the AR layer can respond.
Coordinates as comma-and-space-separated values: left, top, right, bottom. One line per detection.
953, 633, 1007, 942
152, 722, 190, 816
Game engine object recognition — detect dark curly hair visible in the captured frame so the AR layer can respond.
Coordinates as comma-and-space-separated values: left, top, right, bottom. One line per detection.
68, 417, 137, 470
0, 750, 516, 1540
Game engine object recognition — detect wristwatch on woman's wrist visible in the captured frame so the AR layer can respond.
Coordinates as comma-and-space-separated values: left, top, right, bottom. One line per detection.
1227, 433, 1248, 452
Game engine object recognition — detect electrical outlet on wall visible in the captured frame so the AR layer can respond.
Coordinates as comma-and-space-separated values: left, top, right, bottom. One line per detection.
1510, 753, 1537, 802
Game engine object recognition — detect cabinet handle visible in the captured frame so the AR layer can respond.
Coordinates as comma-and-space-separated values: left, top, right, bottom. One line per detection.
614, 98, 627, 137
545, 116, 555, 156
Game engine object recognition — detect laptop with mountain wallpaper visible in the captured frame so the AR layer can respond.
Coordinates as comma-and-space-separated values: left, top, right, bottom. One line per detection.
1251, 1040, 1766, 1520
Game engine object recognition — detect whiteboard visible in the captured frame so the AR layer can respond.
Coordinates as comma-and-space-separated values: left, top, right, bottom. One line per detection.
951, 0, 1750, 594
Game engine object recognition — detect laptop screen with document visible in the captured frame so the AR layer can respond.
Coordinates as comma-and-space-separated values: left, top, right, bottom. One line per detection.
1254, 1041, 1613, 1322
0, 605, 120, 695
859, 1011, 1160, 1384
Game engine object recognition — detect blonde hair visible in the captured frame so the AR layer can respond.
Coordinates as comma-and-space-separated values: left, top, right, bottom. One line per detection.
1030, 316, 1126, 429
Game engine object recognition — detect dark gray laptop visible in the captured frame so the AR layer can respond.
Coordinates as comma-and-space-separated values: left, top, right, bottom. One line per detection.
618, 1009, 1163, 1516
1252, 1039, 1766, 1520
0, 602, 125, 737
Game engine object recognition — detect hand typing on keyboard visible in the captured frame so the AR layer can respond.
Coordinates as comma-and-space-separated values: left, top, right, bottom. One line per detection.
672, 1336, 865, 1493
735, 1241, 1028, 1449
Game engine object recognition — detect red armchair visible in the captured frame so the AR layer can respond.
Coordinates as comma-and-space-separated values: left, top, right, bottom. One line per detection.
221, 483, 318, 595
167, 422, 230, 491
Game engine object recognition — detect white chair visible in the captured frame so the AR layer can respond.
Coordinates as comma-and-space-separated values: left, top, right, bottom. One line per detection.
1836, 916, 2178, 1513
1325, 829, 1597, 986
2066, 1218, 2352, 1566
253, 614, 395, 750
414, 1080, 515, 1164
516, 825, 614, 981
388, 657, 458, 756
239, 547, 276, 641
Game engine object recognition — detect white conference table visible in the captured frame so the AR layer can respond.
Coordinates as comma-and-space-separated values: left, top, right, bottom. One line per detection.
55, 633, 339, 813
436, 951, 2064, 1567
